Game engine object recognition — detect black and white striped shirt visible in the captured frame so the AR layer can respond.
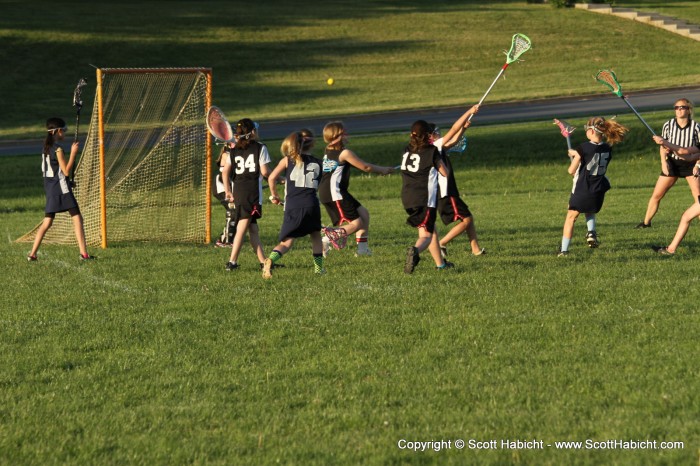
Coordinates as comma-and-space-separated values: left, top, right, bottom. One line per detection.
661, 119, 700, 160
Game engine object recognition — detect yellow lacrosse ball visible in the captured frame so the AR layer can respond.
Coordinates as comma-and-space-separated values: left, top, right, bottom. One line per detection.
327, 77, 334, 86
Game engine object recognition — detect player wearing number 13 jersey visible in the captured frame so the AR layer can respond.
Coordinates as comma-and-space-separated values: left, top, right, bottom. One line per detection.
559, 116, 628, 256
223, 119, 271, 270
400, 120, 452, 273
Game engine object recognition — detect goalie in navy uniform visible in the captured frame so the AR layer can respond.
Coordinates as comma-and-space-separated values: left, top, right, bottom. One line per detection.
401, 120, 453, 273
27, 117, 95, 262
222, 119, 271, 270
558, 116, 628, 256
319, 121, 394, 257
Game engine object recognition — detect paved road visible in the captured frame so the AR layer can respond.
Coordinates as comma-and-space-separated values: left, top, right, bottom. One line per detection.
3, 86, 699, 156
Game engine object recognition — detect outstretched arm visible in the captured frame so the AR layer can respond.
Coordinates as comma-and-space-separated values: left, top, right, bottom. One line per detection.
340, 149, 394, 175
442, 104, 479, 149
653, 136, 700, 160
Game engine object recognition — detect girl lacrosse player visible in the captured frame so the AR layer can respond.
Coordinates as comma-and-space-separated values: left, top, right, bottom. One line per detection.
262, 129, 325, 279
558, 116, 628, 256
28, 117, 94, 261
213, 143, 235, 248
223, 119, 271, 270
636, 99, 700, 229
401, 120, 452, 273
319, 121, 394, 257
650, 135, 700, 255
429, 104, 485, 259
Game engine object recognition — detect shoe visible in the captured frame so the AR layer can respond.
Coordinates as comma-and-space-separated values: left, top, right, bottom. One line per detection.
79, 254, 96, 261
652, 246, 674, 256
404, 246, 420, 274
27, 254, 37, 262
585, 231, 599, 248
439, 246, 447, 260
436, 261, 455, 270
473, 248, 486, 256
259, 262, 285, 269
557, 250, 569, 257
355, 248, 372, 257
225, 261, 239, 271
262, 258, 273, 279
215, 240, 232, 248
315, 268, 327, 275
635, 222, 651, 229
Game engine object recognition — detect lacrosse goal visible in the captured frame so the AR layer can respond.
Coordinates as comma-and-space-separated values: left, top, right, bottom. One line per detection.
17, 67, 213, 248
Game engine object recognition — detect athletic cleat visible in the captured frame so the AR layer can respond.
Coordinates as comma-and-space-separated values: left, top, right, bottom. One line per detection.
473, 248, 487, 256
439, 246, 447, 260
436, 261, 455, 270
652, 246, 674, 256
315, 267, 327, 275
79, 254, 96, 261
259, 262, 284, 269
215, 240, 232, 248
354, 248, 372, 257
27, 254, 37, 262
404, 246, 420, 274
225, 261, 239, 271
635, 222, 651, 229
585, 231, 599, 248
557, 250, 569, 257
262, 258, 273, 279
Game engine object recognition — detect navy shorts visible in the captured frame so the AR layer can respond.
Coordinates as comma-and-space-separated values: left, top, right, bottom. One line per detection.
278, 206, 322, 241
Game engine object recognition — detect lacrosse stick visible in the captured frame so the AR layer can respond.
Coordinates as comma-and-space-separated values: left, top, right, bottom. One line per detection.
322, 227, 348, 250
553, 118, 576, 150
72, 78, 87, 143
206, 106, 235, 144
594, 69, 656, 136
69, 78, 87, 185
447, 135, 468, 154
468, 33, 532, 122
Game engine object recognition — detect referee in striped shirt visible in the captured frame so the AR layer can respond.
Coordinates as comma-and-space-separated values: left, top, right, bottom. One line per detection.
636, 98, 700, 228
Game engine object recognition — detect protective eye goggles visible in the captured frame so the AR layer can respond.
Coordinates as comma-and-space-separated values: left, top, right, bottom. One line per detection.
48, 126, 68, 133
674, 105, 690, 110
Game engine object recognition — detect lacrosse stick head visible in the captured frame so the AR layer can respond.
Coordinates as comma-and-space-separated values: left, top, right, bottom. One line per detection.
595, 69, 623, 97
553, 118, 575, 138
505, 33, 532, 64
73, 78, 87, 111
206, 106, 235, 143
447, 135, 468, 155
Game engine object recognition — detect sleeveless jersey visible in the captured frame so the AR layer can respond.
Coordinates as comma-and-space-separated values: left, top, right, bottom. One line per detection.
229, 141, 270, 204
319, 148, 352, 203
284, 154, 322, 209
572, 141, 612, 195
42, 144, 72, 197
400, 145, 442, 209
433, 138, 460, 198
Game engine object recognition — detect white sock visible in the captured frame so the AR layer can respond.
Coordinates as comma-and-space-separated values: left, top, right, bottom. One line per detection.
586, 215, 596, 232
561, 236, 571, 252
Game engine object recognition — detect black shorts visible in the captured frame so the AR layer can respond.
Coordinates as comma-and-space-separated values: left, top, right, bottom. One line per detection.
278, 206, 322, 241
663, 158, 696, 178
568, 191, 606, 214
437, 195, 472, 225
322, 194, 362, 226
405, 206, 437, 234
233, 203, 261, 223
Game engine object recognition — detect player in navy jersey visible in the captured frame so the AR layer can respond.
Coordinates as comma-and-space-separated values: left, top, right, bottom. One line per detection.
636, 99, 700, 229
213, 143, 235, 248
650, 136, 700, 255
262, 129, 325, 279
223, 119, 271, 270
428, 104, 485, 259
319, 121, 394, 257
401, 120, 452, 273
558, 116, 628, 256
27, 117, 94, 262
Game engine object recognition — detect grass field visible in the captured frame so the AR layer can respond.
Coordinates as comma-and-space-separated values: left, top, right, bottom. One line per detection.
2, 110, 699, 464
1, 0, 700, 140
